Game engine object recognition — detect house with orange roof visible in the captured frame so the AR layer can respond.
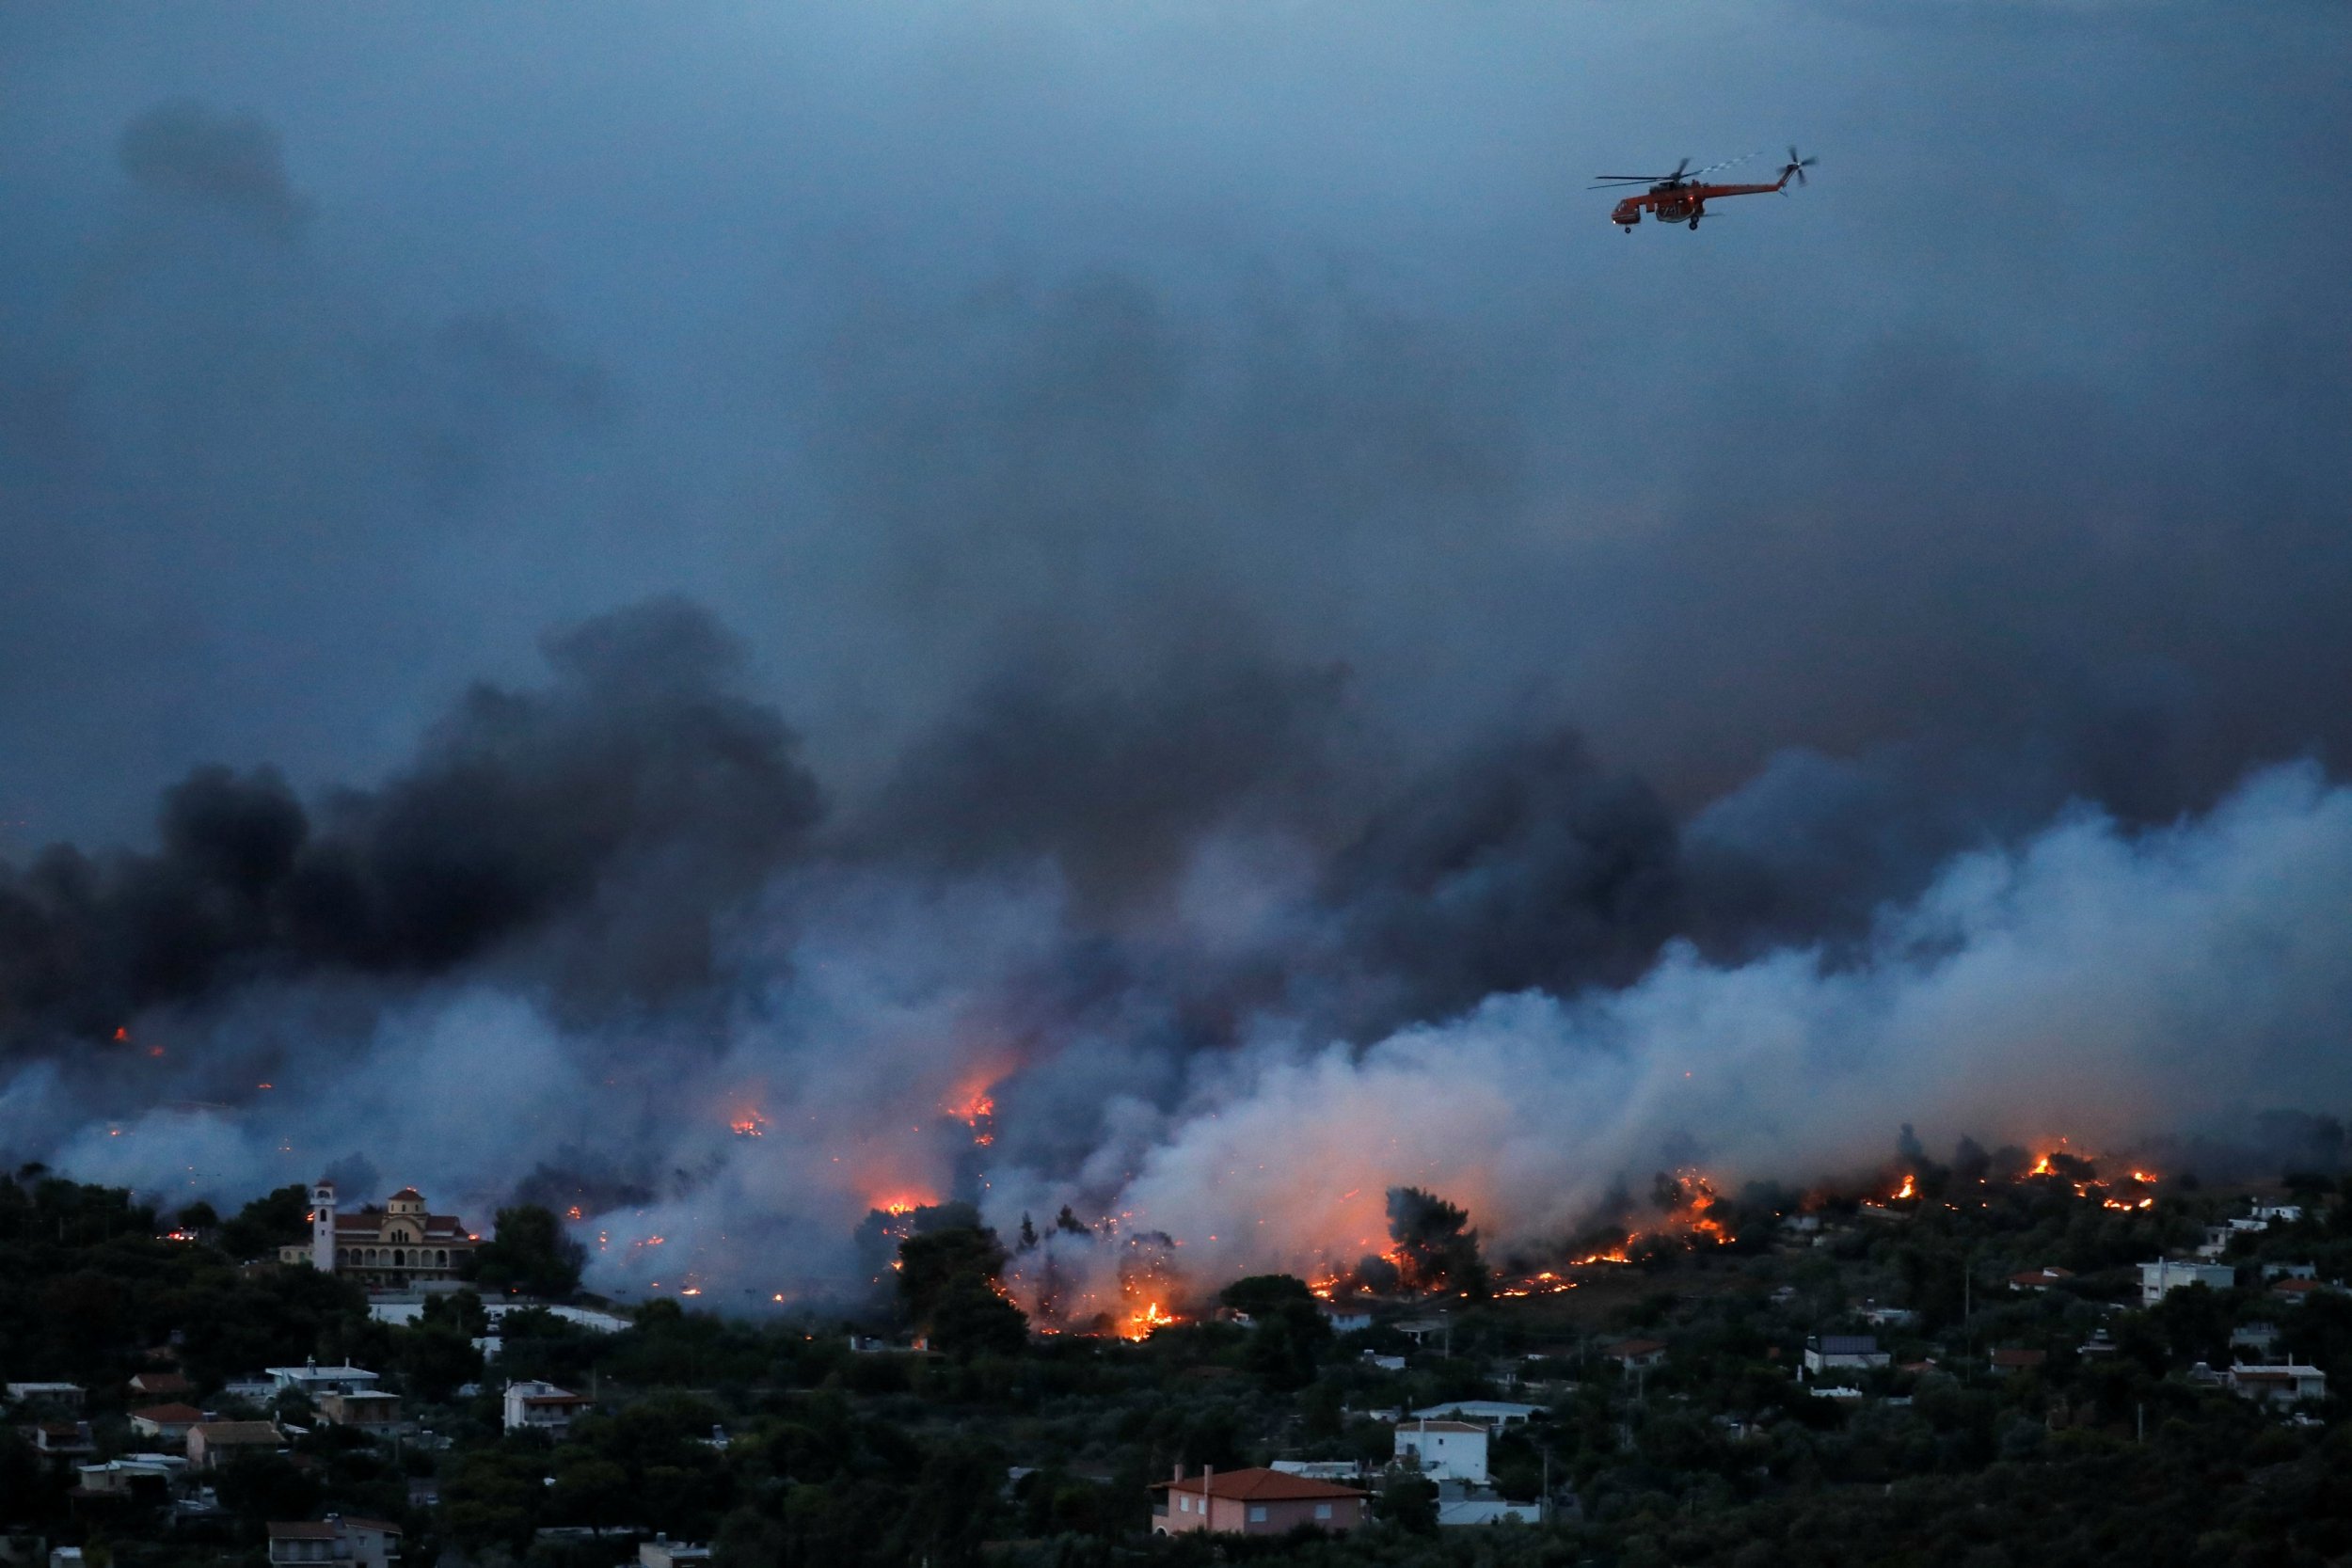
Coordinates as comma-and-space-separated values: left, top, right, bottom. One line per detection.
130, 1402, 205, 1440
1149, 1465, 1367, 1535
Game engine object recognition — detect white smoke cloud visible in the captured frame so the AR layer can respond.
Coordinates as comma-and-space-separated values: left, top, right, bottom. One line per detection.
1079, 760, 2352, 1285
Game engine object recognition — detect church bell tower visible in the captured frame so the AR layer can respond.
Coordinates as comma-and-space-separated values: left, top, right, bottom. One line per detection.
311, 1180, 338, 1272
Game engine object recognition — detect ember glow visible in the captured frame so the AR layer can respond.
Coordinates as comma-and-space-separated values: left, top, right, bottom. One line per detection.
945, 1084, 998, 1148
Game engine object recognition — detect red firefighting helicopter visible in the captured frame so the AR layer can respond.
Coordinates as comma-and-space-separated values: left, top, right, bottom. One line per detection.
1592, 147, 1816, 231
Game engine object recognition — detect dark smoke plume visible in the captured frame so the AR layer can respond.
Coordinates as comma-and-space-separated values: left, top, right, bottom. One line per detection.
0, 598, 821, 1052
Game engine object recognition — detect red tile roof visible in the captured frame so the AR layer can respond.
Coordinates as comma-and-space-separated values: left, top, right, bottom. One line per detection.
1604, 1338, 1668, 1358
132, 1402, 204, 1423
1151, 1466, 1366, 1501
193, 1420, 283, 1444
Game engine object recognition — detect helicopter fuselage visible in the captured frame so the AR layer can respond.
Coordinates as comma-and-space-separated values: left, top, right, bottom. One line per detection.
1609, 171, 1795, 230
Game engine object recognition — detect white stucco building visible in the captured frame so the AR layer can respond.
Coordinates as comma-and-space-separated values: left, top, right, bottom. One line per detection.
1396, 1419, 1488, 1484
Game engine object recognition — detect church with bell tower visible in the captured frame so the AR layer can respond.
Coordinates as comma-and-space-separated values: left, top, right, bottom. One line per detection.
280, 1181, 481, 1290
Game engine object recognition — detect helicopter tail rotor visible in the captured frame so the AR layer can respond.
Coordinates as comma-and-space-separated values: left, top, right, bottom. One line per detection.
1783, 145, 1818, 188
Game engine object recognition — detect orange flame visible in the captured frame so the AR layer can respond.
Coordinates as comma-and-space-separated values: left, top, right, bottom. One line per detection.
1894, 1173, 1917, 1201
1121, 1300, 1175, 1339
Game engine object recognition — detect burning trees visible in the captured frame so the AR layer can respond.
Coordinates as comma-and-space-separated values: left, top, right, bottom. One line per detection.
1385, 1186, 1488, 1299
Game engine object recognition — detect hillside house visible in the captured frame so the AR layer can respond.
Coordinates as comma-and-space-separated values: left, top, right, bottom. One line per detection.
2270, 1276, 2337, 1307
265, 1516, 403, 1568
1395, 1419, 1488, 1484
1435, 1481, 1549, 1527
1600, 1338, 1669, 1370
1407, 1400, 1542, 1428
1150, 1465, 1367, 1536
502, 1381, 592, 1435
126, 1371, 192, 1401
32, 1422, 94, 1456
188, 1421, 284, 1470
1802, 1336, 1889, 1380
1989, 1348, 2048, 1375
1319, 1306, 1373, 1334
266, 1364, 381, 1400
2233, 1323, 2282, 1355
75, 1457, 182, 1498
2226, 1364, 2327, 1408
639, 1540, 712, 1568
130, 1403, 205, 1441
2009, 1267, 2073, 1292
2139, 1259, 2234, 1306
6, 1383, 84, 1410
318, 1391, 403, 1435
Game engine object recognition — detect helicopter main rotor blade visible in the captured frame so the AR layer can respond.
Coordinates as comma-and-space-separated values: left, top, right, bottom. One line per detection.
1688, 150, 1762, 180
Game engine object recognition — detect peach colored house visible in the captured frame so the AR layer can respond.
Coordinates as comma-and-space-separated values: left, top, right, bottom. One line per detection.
1150, 1465, 1367, 1536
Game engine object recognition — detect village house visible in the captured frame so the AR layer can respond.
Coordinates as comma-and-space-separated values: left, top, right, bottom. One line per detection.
75, 1456, 183, 1498
2139, 1259, 2234, 1307
266, 1363, 382, 1400
6, 1383, 85, 1410
1270, 1460, 1363, 1481
1989, 1348, 2048, 1375
2225, 1364, 2328, 1408
2233, 1322, 2283, 1356
265, 1516, 403, 1568
1801, 1336, 1890, 1380
2009, 1267, 2073, 1292
1599, 1338, 1669, 1371
1395, 1419, 1488, 1483
126, 1371, 192, 1401
639, 1538, 712, 1568
1407, 1400, 1543, 1428
1435, 1481, 1549, 1528
31, 1421, 94, 1456
188, 1420, 285, 1470
278, 1183, 478, 1290
2269, 1276, 2337, 1307
1319, 1305, 1374, 1334
1150, 1465, 1367, 1535
502, 1380, 592, 1436
130, 1402, 205, 1441
318, 1391, 403, 1436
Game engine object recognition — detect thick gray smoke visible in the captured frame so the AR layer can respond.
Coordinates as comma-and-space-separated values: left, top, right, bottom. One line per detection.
2, 6, 2349, 1307
4, 601, 2349, 1310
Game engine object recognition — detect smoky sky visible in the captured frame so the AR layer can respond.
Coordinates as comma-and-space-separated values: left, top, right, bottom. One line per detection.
0, 3, 2345, 852
2, 4, 2350, 1296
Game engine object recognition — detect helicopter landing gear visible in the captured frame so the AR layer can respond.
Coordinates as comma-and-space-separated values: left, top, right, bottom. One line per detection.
1622, 225, 1633, 233
1688, 216, 1700, 230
